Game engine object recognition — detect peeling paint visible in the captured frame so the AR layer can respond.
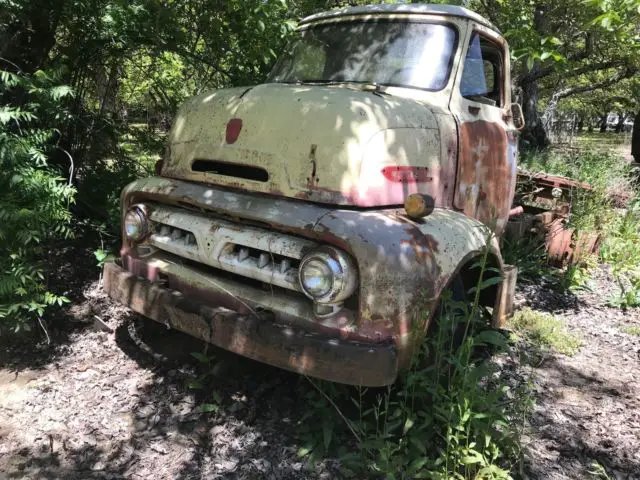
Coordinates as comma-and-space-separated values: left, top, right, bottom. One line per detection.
455, 120, 516, 234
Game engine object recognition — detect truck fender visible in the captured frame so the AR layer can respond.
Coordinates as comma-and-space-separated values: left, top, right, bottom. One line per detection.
395, 209, 511, 365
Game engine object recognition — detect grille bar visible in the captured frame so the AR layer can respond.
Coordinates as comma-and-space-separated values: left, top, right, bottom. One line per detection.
145, 205, 316, 292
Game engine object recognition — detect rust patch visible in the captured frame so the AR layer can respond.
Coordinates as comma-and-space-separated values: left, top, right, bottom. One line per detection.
455, 120, 515, 234
306, 144, 319, 188
401, 228, 439, 253
103, 261, 398, 386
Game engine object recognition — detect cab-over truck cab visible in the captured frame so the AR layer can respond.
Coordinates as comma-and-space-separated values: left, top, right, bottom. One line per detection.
104, 4, 520, 386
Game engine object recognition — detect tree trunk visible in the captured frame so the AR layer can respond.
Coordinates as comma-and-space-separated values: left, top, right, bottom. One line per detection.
577, 117, 584, 132
520, 77, 549, 148
615, 113, 626, 133
518, 5, 550, 149
632, 111, 640, 162
599, 113, 608, 133
0, 0, 65, 73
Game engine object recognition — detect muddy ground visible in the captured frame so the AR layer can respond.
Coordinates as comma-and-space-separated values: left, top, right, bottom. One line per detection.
1, 246, 639, 479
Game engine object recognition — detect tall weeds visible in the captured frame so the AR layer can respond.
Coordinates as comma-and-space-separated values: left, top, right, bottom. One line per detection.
297, 241, 532, 479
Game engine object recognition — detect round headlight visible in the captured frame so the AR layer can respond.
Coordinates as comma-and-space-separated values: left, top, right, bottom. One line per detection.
124, 206, 148, 241
298, 247, 357, 304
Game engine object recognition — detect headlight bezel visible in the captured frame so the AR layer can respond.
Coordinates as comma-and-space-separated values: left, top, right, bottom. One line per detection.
298, 246, 357, 305
123, 204, 149, 242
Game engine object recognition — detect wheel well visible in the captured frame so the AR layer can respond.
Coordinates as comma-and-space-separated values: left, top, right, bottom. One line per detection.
456, 253, 502, 308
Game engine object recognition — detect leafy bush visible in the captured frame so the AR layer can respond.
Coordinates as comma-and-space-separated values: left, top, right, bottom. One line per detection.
0, 69, 76, 330
500, 233, 549, 284
600, 198, 640, 307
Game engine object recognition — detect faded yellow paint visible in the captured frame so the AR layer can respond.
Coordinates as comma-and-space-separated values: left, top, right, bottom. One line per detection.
107, 5, 519, 385
163, 83, 456, 207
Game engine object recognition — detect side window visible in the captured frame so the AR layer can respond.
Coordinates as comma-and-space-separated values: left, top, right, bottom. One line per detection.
460, 33, 503, 107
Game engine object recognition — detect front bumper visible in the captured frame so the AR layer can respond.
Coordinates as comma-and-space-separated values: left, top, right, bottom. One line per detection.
103, 261, 398, 386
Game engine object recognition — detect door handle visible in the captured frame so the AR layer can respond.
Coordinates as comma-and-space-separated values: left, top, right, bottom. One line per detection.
468, 106, 481, 115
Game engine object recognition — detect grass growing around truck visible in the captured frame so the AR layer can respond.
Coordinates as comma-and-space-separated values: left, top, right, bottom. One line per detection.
295, 241, 534, 479
600, 198, 640, 308
509, 308, 581, 356
514, 149, 640, 298
620, 326, 640, 336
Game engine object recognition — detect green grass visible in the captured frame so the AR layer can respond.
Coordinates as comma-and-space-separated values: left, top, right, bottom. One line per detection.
519, 149, 632, 193
574, 132, 632, 149
621, 326, 640, 336
600, 199, 640, 308
517, 149, 624, 235
509, 308, 581, 356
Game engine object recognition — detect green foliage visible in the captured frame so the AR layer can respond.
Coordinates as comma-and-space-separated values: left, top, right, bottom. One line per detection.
620, 326, 640, 336
600, 198, 640, 307
509, 308, 581, 356
558, 258, 596, 292
519, 149, 632, 234
588, 461, 613, 480
501, 234, 549, 284
0, 69, 76, 329
298, 330, 527, 478
94, 249, 115, 268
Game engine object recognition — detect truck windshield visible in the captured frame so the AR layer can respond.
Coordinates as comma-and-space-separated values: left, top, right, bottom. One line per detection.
268, 21, 457, 91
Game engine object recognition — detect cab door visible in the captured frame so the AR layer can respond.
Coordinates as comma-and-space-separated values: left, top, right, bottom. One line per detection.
449, 23, 518, 235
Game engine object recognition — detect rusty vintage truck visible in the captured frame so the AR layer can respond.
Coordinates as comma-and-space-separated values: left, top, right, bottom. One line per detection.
103, 4, 523, 386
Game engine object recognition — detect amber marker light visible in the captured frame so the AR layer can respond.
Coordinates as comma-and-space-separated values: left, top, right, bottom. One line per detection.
404, 193, 435, 220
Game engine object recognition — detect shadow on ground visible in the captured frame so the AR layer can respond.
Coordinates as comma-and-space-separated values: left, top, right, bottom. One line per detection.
0, 232, 339, 478
524, 355, 640, 479
1, 314, 336, 479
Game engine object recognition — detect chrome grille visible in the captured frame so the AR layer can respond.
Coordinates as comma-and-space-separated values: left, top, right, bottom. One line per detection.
145, 205, 316, 292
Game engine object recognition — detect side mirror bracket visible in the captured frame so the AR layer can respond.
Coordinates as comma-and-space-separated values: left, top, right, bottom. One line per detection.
510, 103, 525, 131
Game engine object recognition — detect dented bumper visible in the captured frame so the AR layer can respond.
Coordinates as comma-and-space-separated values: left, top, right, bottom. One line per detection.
103, 261, 398, 386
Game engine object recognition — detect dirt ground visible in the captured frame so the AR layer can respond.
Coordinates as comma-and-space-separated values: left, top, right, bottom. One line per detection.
1, 248, 639, 479
518, 266, 640, 480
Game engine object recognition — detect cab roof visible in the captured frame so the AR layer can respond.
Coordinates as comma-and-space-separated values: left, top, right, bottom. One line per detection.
299, 4, 500, 33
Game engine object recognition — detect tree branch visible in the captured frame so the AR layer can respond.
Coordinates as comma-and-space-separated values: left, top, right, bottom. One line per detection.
160, 43, 231, 80
519, 58, 625, 85
552, 67, 638, 101
542, 66, 638, 127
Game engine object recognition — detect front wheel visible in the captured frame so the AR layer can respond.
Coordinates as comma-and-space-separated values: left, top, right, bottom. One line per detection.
432, 275, 504, 360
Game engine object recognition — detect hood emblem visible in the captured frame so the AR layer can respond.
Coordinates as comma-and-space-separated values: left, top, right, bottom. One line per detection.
226, 118, 243, 144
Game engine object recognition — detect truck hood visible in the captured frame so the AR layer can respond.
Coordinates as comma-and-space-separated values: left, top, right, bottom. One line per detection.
164, 83, 454, 207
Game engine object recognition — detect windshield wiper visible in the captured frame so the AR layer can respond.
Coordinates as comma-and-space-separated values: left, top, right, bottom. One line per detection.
276, 79, 393, 97
296, 80, 392, 95
296, 79, 345, 85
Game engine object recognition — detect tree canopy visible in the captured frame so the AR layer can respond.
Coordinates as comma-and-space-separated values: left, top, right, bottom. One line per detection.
1, 0, 639, 328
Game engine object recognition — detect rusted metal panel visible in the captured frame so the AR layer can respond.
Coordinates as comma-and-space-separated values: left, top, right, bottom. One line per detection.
104, 261, 397, 387
517, 169, 631, 208
455, 120, 517, 235
506, 210, 601, 266
512, 171, 608, 265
